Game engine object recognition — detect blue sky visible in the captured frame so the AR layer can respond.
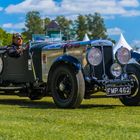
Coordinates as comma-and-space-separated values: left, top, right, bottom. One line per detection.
0, 0, 140, 47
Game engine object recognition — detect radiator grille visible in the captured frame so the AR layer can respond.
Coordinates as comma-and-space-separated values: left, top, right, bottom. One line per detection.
93, 46, 113, 80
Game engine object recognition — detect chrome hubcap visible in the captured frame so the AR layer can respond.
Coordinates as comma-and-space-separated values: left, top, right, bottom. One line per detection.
59, 82, 65, 91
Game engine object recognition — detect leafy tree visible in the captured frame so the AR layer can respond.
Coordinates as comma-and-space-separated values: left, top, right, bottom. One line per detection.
22, 11, 44, 40
69, 21, 77, 40
44, 17, 51, 31
74, 13, 107, 40
86, 13, 107, 39
2, 32, 12, 46
22, 11, 111, 42
0, 28, 5, 46
75, 15, 88, 40
0, 28, 12, 46
108, 38, 116, 44
55, 16, 72, 40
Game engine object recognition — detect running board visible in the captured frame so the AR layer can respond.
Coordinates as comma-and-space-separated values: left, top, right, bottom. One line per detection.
0, 92, 19, 96
0, 86, 24, 90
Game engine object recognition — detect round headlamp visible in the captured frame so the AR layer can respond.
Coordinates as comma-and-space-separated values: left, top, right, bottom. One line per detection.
0, 57, 3, 74
87, 47, 102, 66
110, 63, 122, 77
116, 47, 131, 65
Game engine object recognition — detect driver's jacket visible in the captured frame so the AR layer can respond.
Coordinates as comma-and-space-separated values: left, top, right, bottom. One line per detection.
7, 43, 21, 57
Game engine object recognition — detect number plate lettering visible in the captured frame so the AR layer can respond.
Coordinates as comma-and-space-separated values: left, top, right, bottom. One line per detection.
106, 86, 131, 96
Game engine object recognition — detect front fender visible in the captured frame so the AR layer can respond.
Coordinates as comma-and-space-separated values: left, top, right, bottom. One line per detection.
50, 54, 82, 72
128, 58, 140, 65
47, 54, 83, 92
131, 51, 140, 63
126, 61, 140, 72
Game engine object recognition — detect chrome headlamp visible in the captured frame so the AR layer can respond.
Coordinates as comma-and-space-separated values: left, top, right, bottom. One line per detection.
110, 63, 122, 77
87, 47, 102, 66
115, 47, 131, 65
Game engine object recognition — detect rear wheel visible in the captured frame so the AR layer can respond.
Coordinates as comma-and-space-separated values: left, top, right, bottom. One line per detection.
119, 64, 140, 106
51, 65, 85, 108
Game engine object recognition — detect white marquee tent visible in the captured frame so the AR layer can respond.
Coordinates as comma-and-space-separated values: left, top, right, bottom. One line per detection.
83, 33, 90, 41
113, 33, 132, 54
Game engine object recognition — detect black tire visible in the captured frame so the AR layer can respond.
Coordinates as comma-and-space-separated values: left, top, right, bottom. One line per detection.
51, 65, 85, 108
28, 89, 43, 100
119, 64, 140, 106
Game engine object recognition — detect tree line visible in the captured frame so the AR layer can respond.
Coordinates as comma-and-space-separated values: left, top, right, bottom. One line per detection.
0, 28, 12, 46
22, 11, 108, 41
0, 11, 113, 46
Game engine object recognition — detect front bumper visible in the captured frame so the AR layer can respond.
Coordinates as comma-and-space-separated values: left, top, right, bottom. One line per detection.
103, 79, 134, 96
85, 76, 134, 96
104, 79, 133, 96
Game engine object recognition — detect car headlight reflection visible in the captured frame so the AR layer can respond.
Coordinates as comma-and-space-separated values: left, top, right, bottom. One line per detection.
111, 63, 122, 77
116, 47, 131, 65
87, 47, 102, 66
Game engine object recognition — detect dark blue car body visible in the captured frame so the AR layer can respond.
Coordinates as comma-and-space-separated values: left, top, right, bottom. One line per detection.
0, 39, 140, 108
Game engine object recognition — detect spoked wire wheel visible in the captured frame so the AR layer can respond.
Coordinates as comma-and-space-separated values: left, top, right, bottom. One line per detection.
51, 65, 85, 108
120, 64, 140, 106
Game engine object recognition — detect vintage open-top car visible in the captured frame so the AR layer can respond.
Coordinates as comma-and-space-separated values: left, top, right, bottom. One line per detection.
0, 39, 140, 108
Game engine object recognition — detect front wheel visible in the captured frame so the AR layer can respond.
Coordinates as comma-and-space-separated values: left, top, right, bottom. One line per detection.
119, 64, 140, 106
51, 65, 85, 108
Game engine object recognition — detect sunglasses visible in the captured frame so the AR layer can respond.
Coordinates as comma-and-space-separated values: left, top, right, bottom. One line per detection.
13, 34, 23, 39
17, 37, 23, 40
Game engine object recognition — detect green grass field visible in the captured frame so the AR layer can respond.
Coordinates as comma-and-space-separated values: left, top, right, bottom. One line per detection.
0, 95, 140, 140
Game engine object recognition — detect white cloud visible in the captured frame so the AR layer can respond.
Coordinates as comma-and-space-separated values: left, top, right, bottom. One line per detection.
103, 15, 115, 19
7, 30, 20, 34
132, 40, 140, 47
118, 0, 139, 7
107, 27, 123, 35
123, 10, 140, 17
5, 0, 57, 15
0, 7, 3, 11
2, 22, 25, 29
4, 0, 140, 17
2, 23, 12, 28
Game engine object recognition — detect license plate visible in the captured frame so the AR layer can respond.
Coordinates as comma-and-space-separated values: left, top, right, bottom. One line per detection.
106, 86, 131, 96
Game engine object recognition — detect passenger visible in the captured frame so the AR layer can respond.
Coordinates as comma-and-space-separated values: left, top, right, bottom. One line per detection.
7, 33, 24, 57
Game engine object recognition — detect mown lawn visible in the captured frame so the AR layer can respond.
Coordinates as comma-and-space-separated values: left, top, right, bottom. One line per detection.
0, 95, 140, 140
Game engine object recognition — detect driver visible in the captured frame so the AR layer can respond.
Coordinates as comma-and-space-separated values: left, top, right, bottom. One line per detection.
8, 33, 24, 57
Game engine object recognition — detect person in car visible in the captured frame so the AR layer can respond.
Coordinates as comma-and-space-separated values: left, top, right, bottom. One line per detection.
8, 33, 25, 57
